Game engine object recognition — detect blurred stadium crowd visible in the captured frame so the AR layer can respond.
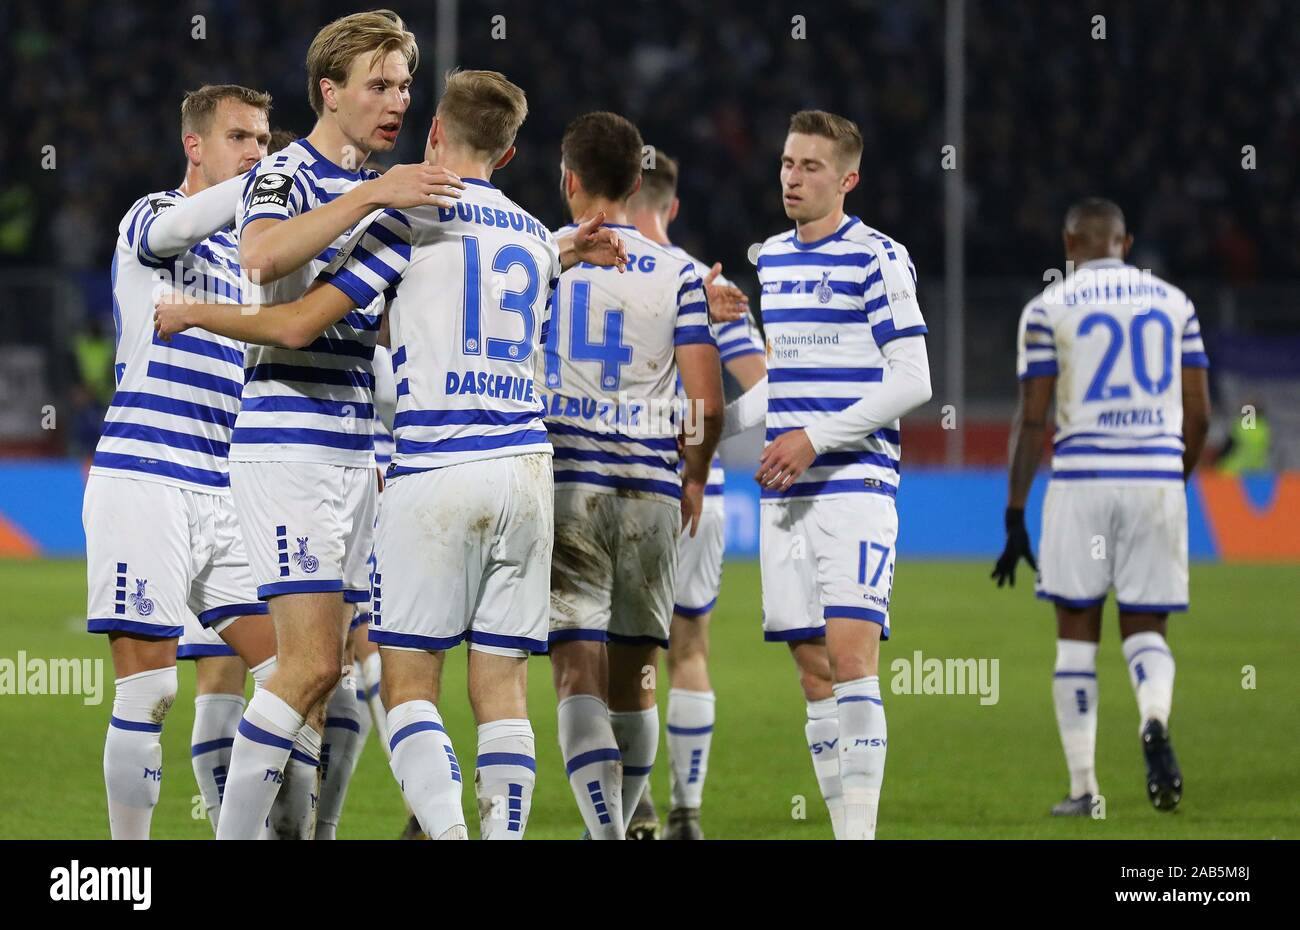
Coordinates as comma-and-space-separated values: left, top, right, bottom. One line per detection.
1, 0, 1297, 460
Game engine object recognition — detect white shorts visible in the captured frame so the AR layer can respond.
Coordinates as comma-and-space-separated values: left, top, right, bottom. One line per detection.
1037, 480, 1189, 613
760, 494, 898, 642
84, 474, 266, 638
178, 611, 237, 660
230, 461, 378, 603
550, 488, 679, 649
371, 454, 554, 657
674, 500, 725, 618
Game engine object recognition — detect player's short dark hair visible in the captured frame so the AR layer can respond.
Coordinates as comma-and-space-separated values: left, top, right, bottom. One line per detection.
268, 128, 298, 154
180, 85, 272, 140
561, 112, 645, 201
1064, 197, 1126, 234
629, 148, 678, 212
438, 69, 528, 162
788, 109, 863, 171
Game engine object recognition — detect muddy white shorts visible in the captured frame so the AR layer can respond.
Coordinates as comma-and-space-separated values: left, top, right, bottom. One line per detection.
371, 453, 554, 657
550, 488, 679, 649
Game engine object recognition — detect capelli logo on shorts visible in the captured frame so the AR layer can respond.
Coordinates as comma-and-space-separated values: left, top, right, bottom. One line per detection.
49, 861, 152, 910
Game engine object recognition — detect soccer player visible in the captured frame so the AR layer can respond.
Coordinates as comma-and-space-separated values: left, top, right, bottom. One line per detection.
85, 84, 278, 839
542, 113, 724, 839
626, 152, 766, 840
203, 10, 464, 840
992, 198, 1210, 815
748, 111, 932, 840
157, 79, 630, 841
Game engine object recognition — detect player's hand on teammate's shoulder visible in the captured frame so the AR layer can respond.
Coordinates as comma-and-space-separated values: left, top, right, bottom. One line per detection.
566, 210, 629, 272
991, 506, 1038, 587
755, 428, 816, 492
152, 288, 194, 342
703, 262, 748, 323
367, 162, 465, 210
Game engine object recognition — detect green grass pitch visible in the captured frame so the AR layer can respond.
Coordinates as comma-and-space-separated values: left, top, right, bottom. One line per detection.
1, 557, 1296, 839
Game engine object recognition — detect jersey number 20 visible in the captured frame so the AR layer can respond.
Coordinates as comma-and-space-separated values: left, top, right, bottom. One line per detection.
1077, 308, 1174, 402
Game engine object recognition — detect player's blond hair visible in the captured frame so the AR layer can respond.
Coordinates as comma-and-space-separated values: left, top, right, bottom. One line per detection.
437, 69, 528, 162
789, 110, 863, 171
306, 9, 418, 117
180, 85, 272, 141
629, 148, 679, 212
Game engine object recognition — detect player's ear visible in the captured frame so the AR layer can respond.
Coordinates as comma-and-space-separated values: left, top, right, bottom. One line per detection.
841, 168, 860, 195
1122, 233, 1134, 259
182, 131, 202, 168
667, 197, 680, 224
630, 175, 642, 197
494, 146, 517, 171
320, 78, 338, 113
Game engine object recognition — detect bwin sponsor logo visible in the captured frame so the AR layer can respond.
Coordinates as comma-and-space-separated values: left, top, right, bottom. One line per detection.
890, 650, 1000, 706
49, 860, 152, 911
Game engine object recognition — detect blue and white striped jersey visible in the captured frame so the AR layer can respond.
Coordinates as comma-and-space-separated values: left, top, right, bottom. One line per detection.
92, 190, 246, 492
231, 139, 387, 467
665, 243, 765, 498
1017, 258, 1209, 482
538, 225, 715, 505
757, 216, 926, 502
371, 345, 396, 470
327, 179, 560, 475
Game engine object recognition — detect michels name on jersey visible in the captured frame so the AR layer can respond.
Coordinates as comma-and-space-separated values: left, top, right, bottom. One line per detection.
436, 202, 550, 244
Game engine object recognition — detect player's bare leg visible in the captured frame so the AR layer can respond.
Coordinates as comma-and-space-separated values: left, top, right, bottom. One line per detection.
787, 637, 842, 837
215, 592, 346, 839
104, 633, 178, 839
316, 622, 366, 839
825, 617, 885, 840
467, 650, 535, 839
1119, 611, 1180, 811
608, 641, 660, 836
191, 654, 247, 833
1051, 604, 1104, 816
380, 647, 466, 840
662, 610, 713, 839
551, 639, 624, 839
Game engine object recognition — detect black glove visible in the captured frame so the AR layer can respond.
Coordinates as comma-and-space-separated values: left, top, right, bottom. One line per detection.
991, 506, 1037, 588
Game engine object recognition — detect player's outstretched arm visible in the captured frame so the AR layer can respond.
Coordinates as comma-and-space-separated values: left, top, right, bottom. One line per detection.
1181, 366, 1210, 480
992, 374, 1054, 587
702, 263, 749, 324
676, 342, 725, 537
140, 175, 246, 260
804, 334, 933, 453
153, 283, 357, 350
555, 211, 628, 272
241, 163, 461, 285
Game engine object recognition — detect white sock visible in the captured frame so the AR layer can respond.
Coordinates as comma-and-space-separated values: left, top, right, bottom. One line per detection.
104, 666, 177, 839
610, 707, 658, 829
190, 693, 244, 833
249, 656, 276, 692
1122, 631, 1176, 734
387, 700, 467, 840
667, 689, 715, 810
268, 724, 320, 840
359, 653, 390, 755
215, 689, 303, 840
316, 677, 364, 840
557, 694, 624, 839
805, 697, 844, 839
1053, 639, 1100, 798
834, 676, 887, 840
474, 718, 536, 840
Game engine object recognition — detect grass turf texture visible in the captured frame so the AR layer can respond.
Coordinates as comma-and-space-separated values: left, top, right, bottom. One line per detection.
1, 558, 1296, 839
